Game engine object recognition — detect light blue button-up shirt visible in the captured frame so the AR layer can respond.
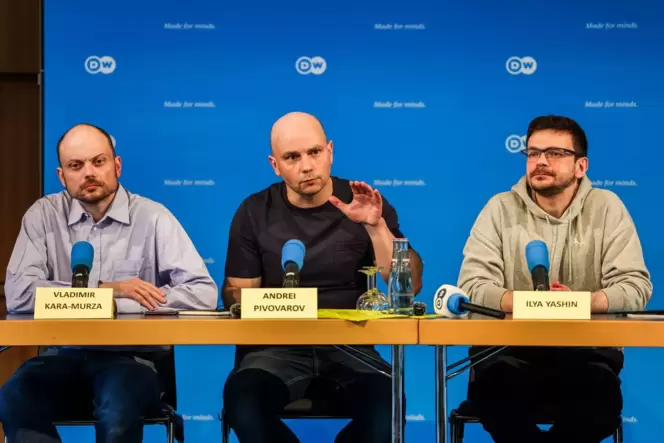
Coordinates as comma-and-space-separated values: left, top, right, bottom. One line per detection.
5, 184, 218, 317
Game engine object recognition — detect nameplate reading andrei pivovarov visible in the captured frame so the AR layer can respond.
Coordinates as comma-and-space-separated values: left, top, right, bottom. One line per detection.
240, 288, 318, 319
512, 291, 591, 320
34, 287, 115, 319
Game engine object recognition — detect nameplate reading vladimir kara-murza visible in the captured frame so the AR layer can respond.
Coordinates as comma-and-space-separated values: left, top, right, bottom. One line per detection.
240, 288, 318, 319
512, 291, 591, 320
34, 287, 115, 319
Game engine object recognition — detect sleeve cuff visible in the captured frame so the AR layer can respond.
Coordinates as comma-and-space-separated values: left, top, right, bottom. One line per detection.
114, 298, 145, 314
601, 287, 625, 312
479, 284, 508, 311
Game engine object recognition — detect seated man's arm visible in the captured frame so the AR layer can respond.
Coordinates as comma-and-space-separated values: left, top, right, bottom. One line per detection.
457, 198, 512, 311
112, 208, 219, 314
366, 198, 424, 295
5, 203, 72, 313
594, 195, 652, 313
221, 200, 263, 308
222, 276, 262, 308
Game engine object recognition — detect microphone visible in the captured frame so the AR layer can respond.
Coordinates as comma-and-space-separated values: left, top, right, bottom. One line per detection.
525, 240, 550, 291
433, 284, 506, 319
281, 239, 305, 288
71, 241, 94, 288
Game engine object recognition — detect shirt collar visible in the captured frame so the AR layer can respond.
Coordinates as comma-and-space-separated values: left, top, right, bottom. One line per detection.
67, 184, 131, 226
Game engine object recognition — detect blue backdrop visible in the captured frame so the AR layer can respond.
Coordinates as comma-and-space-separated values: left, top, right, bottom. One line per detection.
43, 0, 664, 441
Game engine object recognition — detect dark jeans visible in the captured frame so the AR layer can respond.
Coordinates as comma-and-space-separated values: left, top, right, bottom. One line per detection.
0, 348, 163, 443
468, 346, 623, 443
223, 346, 393, 443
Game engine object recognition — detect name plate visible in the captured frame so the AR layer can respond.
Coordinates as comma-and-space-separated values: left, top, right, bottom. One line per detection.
240, 288, 318, 319
34, 287, 115, 319
513, 291, 591, 320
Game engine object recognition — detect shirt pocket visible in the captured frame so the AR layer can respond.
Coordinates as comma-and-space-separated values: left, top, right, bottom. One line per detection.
112, 258, 144, 280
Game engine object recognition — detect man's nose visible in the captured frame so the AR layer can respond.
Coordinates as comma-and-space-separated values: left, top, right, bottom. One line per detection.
83, 161, 97, 177
300, 155, 314, 172
536, 153, 550, 166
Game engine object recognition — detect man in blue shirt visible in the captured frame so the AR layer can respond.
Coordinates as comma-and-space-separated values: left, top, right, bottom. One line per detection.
0, 123, 217, 443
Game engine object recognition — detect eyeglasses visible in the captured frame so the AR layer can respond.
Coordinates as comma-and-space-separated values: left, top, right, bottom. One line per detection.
521, 147, 579, 160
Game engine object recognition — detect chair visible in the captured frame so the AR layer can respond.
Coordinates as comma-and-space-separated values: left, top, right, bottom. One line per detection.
2, 348, 184, 443
220, 378, 351, 443
448, 399, 623, 443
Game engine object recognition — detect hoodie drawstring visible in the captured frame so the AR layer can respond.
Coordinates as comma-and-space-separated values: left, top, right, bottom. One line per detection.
568, 221, 573, 285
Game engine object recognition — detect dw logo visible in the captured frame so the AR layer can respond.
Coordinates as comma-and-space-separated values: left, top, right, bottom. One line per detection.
295, 56, 327, 75
506, 56, 537, 75
505, 134, 526, 153
85, 56, 116, 74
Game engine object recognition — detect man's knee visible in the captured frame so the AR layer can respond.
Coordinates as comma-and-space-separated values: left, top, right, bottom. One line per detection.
579, 372, 623, 433
0, 373, 35, 419
223, 368, 289, 429
93, 373, 159, 439
469, 358, 523, 402
94, 402, 145, 442
345, 375, 393, 425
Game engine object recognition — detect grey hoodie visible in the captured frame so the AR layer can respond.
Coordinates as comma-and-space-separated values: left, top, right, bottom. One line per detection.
458, 175, 652, 312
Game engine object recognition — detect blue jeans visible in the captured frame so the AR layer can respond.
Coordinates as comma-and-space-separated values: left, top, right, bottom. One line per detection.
0, 348, 163, 443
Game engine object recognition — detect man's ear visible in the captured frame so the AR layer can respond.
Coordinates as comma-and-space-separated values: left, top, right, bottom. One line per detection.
328, 140, 334, 165
575, 157, 588, 178
57, 166, 66, 188
268, 155, 281, 176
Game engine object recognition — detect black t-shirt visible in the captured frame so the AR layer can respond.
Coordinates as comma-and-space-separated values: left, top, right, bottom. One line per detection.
224, 177, 407, 309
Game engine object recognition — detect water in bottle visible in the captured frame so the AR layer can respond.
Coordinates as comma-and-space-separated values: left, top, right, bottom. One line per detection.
388, 238, 414, 315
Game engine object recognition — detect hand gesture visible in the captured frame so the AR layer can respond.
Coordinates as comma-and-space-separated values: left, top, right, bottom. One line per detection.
551, 281, 571, 291
110, 277, 167, 310
329, 181, 383, 226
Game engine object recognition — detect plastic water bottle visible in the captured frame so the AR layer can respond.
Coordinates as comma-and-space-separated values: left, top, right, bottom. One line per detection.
388, 238, 414, 315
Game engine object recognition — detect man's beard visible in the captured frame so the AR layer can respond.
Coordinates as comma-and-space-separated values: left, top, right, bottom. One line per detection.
296, 175, 324, 196
67, 178, 117, 204
530, 173, 577, 198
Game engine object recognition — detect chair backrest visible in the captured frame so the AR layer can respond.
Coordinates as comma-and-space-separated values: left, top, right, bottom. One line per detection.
153, 347, 177, 410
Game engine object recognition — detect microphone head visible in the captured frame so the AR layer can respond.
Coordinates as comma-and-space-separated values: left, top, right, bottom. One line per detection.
71, 241, 94, 272
433, 284, 470, 318
281, 239, 305, 271
525, 240, 549, 272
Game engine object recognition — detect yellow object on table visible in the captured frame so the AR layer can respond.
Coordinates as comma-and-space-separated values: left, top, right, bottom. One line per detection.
317, 309, 437, 322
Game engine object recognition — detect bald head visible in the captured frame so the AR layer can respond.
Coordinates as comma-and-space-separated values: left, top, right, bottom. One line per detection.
270, 112, 327, 155
55, 123, 121, 207
267, 112, 334, 204
57, 123, 115, 166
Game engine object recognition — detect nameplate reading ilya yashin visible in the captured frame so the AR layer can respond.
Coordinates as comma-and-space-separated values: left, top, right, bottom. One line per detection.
240, 288, 318, 319
34, 287, 115, 319
512, 291, 591, 320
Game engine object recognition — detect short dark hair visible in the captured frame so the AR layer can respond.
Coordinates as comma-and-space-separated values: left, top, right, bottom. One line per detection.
526, 115, 588, 157
56, 123, 116, 165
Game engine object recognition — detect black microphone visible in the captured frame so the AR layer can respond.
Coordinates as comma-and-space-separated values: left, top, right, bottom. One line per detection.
433, 285, 506, 319
281, 239, 305, 288
525, 240, 550, 291
71, 241, 94, 288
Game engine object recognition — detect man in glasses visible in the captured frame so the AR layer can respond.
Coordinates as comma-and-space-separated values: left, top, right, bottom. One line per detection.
457, 115, 652, 442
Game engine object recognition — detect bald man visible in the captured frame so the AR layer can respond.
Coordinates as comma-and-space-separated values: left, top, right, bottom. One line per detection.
221, 112, 423, 443
1, 123, 217, 443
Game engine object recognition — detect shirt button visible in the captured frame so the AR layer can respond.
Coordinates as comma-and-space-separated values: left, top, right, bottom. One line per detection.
93, 226, 98, 231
